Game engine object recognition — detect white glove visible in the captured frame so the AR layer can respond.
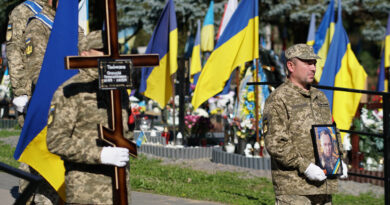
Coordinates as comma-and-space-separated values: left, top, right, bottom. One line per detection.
100, 147, 129, 167
12, 95, 29, 113
304, 163, 327, 181
340, 161, 348, 179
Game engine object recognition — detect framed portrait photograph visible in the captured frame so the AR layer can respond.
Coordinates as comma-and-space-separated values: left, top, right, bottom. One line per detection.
311, 124, 343, 177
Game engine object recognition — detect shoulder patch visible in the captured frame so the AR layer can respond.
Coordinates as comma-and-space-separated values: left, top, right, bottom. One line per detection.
25, 38, 33, 56
47, 105, 55, 126
6, 24, 12, 41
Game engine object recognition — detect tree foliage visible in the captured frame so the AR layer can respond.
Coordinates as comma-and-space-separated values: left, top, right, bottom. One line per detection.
0, 0, 389, 75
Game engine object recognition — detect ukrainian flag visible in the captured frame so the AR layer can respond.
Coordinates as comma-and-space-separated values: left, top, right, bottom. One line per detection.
190, 20, 202, 84
78, 0, 89, 35
313, 0, 335, 82
139, 0, 177, 108
319, 0, 367, 141
306, 13, 316, 46
13, 0, 79, 200
192, 0, 258, 110
118, 27, 137, 54
377, 13, 390, 92
201, 0, 214, 52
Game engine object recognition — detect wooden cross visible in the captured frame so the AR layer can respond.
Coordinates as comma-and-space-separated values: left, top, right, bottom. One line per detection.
65, 0, 159, 204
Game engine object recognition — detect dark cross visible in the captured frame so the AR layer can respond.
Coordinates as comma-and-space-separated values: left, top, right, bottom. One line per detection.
65, 0, 159, 204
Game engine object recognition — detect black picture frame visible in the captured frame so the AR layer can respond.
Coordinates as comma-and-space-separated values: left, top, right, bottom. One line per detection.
311, 124, 343, 177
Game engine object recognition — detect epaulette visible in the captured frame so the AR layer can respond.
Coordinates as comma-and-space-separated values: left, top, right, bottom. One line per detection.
28, 12, 54, 30
23, 0, 43, 15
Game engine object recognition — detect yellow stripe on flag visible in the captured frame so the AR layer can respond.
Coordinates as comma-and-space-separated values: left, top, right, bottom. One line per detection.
19, 126, 66, 200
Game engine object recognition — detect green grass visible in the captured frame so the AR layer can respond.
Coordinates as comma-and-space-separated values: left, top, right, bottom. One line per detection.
130, 155, 384, 205
130, 155, 275, 205
0, 129, 21, 138
0, 128, 384, 205
0, 129, 20, 168
0, 141, 20, 168
333, 193, 384, 205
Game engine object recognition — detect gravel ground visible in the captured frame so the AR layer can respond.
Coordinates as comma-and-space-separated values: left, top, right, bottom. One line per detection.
1, 136, 384, 198
0, 135, 19, 147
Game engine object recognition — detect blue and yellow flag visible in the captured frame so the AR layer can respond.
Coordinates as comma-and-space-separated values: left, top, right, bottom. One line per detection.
378, 13, 390, 92
306, 13, 316, 46
136, 131, 147, 147
192, 0, 258, 110
313, 0, 335, 82
190, 20, 202, 84
201, 0, 214, 52
319, 0, 367, 141
139, 0, 177, 108
78, 0, 89, 35
14, 0, 79, 200
118, 27, 137, 54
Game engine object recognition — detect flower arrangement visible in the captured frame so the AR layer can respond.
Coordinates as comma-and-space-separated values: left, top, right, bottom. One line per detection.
353, 107, 383, 169
184, 114, 200, 134
360, 107, 383, 133
230, 117, 255, 139
184, 108, 213, 137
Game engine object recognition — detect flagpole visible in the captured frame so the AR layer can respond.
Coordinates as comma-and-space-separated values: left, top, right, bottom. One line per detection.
172, 75, 176, 144
236, 67, 240, 103
254, 59, 259, 143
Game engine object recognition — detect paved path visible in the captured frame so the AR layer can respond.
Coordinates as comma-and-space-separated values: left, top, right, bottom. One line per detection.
0, 172, 222, 205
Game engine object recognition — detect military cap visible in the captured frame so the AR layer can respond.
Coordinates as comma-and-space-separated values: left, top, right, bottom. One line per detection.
79, 30, 104, 52
285, 44, 320, 60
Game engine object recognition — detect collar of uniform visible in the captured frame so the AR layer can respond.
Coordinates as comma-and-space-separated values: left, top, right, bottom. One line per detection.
285, 79, 311, 97
41, 4, 56, 19
34, 0, 48, 7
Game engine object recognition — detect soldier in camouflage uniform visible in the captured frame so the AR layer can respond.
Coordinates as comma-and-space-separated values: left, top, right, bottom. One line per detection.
6, 1, 59, 205
23, 4, 56, 97
263, 44, 348, 205
46, 31, 133, 204
6, 0, 48, 125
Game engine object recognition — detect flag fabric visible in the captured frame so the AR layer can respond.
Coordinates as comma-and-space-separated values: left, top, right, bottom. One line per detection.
385, 13, 390, 68
216, 0, 238, 42
190, 20, 202, 84
192, 0, 259, 110
216, 0, 239, 95
118, 27, 137, 54
136, 131, 147, 147
201, 0, 214, 52
0, 68, 11, 103
14, 0, 79, 200
319, 0, 367, 141
378, 13, 390, 92
306, 13, 316, 46
313, 0, 335, 82
139, 0, 177, 108
78, 0, 89, 35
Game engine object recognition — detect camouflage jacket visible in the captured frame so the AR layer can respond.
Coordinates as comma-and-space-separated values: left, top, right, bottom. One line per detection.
263, 79, 343, 195
6, 0, 47, 97
23, 5, 55, 97
46, 69, 132, 204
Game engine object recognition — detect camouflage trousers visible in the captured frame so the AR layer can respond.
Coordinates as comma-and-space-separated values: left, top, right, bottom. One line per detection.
17, 113, 24, 127
19, 163, 60, 205
275, 194, 332, 205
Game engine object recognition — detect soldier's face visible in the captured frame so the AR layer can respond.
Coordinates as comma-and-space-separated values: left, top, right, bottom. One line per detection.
287, 58, 316, 89
321, 134, 332, 158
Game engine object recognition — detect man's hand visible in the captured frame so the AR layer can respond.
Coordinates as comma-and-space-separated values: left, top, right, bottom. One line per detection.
340, 161, 348, 179
304, 163, 327, 181
100, 147, 129, 167
12, 95, 28, 113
